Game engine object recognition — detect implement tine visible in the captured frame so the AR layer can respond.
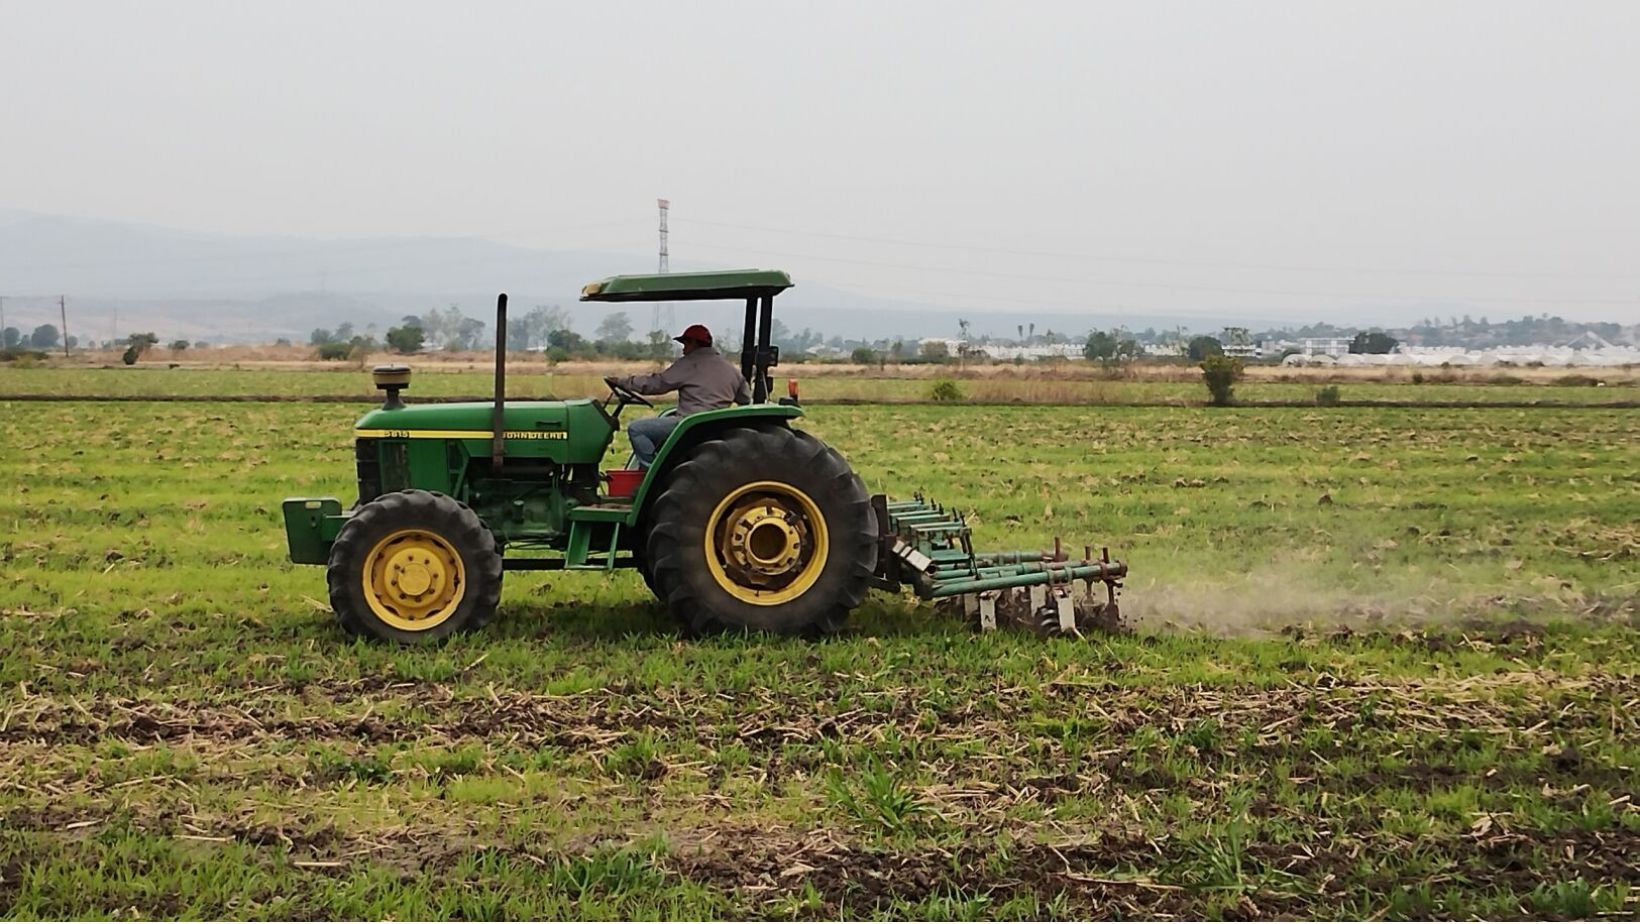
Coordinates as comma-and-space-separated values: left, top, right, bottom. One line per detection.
978, 593, 997, 632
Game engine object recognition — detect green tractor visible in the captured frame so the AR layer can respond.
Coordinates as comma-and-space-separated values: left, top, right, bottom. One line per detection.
284, 269, 1127, 642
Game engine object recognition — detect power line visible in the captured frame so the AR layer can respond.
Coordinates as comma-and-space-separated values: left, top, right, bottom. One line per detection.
676, 216, 1640, 282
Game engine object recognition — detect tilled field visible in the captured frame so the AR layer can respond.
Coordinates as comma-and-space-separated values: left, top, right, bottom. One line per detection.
1, 396, 1636, 918
3, 644, 1637, 918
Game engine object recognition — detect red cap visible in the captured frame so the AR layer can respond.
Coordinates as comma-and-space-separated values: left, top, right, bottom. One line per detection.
674, 324, 713, 346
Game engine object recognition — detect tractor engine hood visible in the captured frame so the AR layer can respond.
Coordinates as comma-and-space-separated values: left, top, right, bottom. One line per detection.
352, 400, 612, 460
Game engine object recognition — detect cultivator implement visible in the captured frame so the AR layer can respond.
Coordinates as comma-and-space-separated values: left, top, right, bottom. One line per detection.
870, 494, 1130, 636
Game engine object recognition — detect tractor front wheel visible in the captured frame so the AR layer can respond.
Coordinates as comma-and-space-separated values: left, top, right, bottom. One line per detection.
326, 490, 503, 643
646, 427, 877, 636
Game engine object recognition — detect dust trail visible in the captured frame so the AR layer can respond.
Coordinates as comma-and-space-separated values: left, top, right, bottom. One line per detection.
1116, 563, 1630, 637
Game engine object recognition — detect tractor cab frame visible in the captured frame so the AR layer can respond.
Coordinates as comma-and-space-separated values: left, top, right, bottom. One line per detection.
579, 268, 793, 404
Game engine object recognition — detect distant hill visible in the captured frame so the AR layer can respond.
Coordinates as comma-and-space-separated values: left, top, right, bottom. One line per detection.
0, 209, 1530, 344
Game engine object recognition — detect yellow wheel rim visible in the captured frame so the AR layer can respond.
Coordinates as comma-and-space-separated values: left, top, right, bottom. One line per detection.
703, 481, 829, 606
360, 529, 466, 632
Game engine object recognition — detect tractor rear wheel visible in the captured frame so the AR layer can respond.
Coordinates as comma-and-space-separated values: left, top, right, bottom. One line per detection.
631, 541, 662, 602
326, 489, 503, 643
645, 426, 877, 636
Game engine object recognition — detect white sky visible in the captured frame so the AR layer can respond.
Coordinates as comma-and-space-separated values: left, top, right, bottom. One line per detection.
3, 0, 1638, 323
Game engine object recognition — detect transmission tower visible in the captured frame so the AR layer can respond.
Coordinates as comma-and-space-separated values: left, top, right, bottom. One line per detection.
652, 198, 673, 334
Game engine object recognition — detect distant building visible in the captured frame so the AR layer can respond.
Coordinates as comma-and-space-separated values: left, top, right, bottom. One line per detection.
1221, 327, 1258, 359
1259, 339, 1298, 359
977, 342, 1082, 361
1299, 337, 1353, 357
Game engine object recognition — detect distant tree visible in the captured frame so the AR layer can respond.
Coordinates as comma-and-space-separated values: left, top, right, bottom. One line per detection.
29, 324, 59, 349
385, 324, 425, 354
193, 341, 210, 349
767, 317, 793, 349
850, 346, 878, 365
1349, 331, 1399, 354
451, 316, 486, 351
547, 328, 589, 354
646, 329, 671, 360
333, 322, 355, 342
890, 340, 905, 362
506, 304, 568, 349
1200, 355, 1244, 406
1083, 330, 1118, 362
415, 305, 465, 348
316, 341, 351, 360
793, 326, 822, 352
310, 328, 334, 345
120, 331, 156, 365
920, 340, 949, 361
64, 335, 78, 349
1187, 335, 1224, 361
595, 312, 633, 344
274, 337, 293, 348
169, 339, 190, 351
1, 327, 19, 348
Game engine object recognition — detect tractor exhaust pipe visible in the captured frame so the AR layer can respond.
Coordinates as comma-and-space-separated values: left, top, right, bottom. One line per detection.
492, 292, 508, 473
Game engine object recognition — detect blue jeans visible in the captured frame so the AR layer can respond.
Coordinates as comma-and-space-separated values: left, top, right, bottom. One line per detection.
627, 416, 681, 469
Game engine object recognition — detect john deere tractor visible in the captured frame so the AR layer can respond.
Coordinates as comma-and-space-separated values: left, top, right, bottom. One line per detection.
284, 269, 1127, 642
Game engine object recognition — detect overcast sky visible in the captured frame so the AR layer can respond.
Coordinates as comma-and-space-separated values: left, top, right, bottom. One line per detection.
3, 1, 1637, 324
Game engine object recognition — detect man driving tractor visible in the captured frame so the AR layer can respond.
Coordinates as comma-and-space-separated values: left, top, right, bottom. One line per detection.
605, 323, 750, 468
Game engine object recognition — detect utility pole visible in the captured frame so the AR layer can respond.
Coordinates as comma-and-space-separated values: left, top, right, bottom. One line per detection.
0, 296, 6, 346
59, 295, 70, 357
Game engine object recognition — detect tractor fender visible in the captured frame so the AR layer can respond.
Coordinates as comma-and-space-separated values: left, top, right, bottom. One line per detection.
626, 404, 803, 523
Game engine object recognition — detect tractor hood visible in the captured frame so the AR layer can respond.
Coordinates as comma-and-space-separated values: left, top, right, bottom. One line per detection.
352, 399, 613, 459
355, 399, 605, 435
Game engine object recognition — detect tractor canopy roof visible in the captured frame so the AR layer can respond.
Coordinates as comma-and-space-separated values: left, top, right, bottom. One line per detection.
579, 269, 792, 303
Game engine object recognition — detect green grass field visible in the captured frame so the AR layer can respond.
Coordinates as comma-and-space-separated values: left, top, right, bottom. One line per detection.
1, 387, 1636, 918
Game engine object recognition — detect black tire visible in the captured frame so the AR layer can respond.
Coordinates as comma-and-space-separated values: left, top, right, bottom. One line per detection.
645, 426, 877, 636
326, 489, 503, 643
631, 539, 663, 602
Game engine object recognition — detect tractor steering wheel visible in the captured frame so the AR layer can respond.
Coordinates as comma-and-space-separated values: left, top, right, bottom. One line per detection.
603, 377, 654, 414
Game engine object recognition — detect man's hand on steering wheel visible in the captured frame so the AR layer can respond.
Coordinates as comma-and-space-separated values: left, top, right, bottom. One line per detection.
603, 376, 654, 409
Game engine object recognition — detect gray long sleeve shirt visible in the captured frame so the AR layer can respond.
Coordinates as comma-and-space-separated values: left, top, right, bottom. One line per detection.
617, 346, 750, 415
